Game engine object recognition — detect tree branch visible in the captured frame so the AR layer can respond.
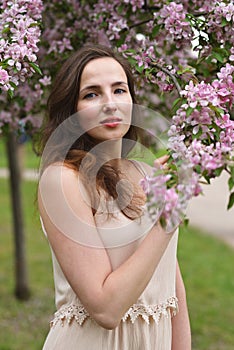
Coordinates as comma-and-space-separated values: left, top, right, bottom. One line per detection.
142, 0, 161, 11
192, 12, 207, 17
151, 62, 182, 94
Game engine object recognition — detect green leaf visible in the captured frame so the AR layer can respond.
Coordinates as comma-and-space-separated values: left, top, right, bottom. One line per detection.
152, 25, 161, 37
211, 51, 224, 63
135, 64, 144, 73
213, 167, 223, 177
202, 171, 211, 184
186, 106, 194, 117
7, 89, 14, 99
227, 192, 234, 210
231, 166, 234, 178
9, 81, 17, 89
228, 167, 234, 191
172, 97, 182, 109
127, 57, 137, 67
194, 164, 201, 174
183, 217, 189, 227
2, 26, 10, 34
211, 106, 225, 115
228, 177, 234, 191
29, 62, 42, 75
177, 66, 195, 75
117, 4, 125, 13
221, 18, 228, 27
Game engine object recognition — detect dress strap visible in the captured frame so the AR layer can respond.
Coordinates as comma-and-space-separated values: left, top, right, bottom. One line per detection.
129, 159, 148, 177
40, 216, 48, 238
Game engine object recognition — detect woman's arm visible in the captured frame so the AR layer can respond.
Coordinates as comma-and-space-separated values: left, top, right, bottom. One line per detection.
38, 164, 175, 329
172, 261, 192, 350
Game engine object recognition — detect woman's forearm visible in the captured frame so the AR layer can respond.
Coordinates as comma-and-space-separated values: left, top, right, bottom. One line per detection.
97, 223, 173, 327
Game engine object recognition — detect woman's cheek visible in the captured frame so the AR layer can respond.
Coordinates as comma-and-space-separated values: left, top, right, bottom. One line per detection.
122, 103, 132, 124
78, 105, 102, 132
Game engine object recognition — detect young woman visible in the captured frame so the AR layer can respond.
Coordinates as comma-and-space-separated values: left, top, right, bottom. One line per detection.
38, 44, 191, 349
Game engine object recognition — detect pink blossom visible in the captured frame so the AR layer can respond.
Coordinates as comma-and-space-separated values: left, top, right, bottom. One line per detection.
0, 67, 9, 83
123, 0, 144, 12
39, 75, 51, 87
157, 2, 192, 47
207, 2, 234, 45
0, 0, 42, 92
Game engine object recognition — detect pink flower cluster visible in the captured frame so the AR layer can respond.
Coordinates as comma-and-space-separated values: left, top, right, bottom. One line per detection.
207, 1, 234, 45
0, 76, 46, 135
140, 161, 202, 232
181, 0, 214, 12
157, 2, 192, 47
0, 0, 43, 93
169, 65, 234, 169
123, 0, 145, 13
141, 62, 234, 230
0, 0, 234, 222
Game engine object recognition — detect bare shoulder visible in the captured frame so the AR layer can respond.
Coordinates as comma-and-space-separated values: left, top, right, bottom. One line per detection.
38, 162, 91, 215
38, 161, 96, 247
39, 163, 83, 198
40, 162, 78, 184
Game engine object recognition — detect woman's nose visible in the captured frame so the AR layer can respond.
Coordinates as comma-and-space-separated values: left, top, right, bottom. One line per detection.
102, 103, 117, 114
102, 93, 117, 113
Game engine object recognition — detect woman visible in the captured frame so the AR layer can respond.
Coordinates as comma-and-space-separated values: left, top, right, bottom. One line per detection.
38, 44, 191, 349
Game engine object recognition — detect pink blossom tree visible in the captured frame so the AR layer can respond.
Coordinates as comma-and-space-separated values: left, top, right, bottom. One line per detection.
0, 0, 43, 299
1, 0, 234, 296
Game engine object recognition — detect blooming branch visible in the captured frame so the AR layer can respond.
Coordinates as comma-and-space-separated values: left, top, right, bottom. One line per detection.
150, 61, 182, 94
141, 62, 234, 231
0, 0, 234, 226
0, 0, 43, 97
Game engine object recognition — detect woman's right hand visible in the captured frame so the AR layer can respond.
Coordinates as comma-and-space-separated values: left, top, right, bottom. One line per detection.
154, 154, 169, 168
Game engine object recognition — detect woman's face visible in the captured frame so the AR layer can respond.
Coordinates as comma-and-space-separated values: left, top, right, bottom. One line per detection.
77, 57, 133, 142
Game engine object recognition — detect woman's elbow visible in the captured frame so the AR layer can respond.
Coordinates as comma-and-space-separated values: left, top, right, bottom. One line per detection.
91, 309, 122, 330
84, 292, 123, 329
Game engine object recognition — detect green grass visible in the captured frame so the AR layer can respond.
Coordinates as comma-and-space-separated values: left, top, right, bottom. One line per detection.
178, 226, 234, 350
0, 177, 233, 349
0, 137, 40, 170
0, 179, 54, 350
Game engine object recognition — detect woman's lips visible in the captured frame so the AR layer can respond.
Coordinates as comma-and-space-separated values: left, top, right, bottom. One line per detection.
100, 117, 122, 127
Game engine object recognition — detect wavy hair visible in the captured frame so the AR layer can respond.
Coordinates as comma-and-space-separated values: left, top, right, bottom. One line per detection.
39, 44, 147, 219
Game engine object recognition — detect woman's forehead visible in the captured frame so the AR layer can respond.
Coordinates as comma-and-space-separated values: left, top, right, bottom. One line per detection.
80, 57, 128, 86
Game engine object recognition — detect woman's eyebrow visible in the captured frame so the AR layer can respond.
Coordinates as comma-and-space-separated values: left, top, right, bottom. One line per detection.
112, 81, 128, 87
80, 81, 128, 93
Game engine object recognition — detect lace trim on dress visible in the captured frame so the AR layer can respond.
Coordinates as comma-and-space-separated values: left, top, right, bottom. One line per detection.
50, 304, 90, 327
50, 296, 178, 328
122, 296, 178, 324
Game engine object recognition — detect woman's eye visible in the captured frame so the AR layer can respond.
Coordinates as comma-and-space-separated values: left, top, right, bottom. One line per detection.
114, 88, 126, 94
83, 92, 97, 99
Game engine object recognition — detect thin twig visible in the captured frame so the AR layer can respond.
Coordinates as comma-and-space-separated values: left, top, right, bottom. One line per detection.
129, 18, 154, 29
225, 168, 231, 175
199, 180, 209, 185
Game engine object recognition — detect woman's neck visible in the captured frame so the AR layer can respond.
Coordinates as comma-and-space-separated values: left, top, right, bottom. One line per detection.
91, 139, 123, 163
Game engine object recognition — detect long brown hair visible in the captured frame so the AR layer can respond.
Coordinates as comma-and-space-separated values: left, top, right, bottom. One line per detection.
39, 44, 147, 219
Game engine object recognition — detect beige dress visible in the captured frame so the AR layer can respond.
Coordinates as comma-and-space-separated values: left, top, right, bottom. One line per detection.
41, 162, 178, 350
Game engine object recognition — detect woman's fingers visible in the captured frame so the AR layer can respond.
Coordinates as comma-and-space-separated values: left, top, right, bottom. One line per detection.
154, 154, 169, 168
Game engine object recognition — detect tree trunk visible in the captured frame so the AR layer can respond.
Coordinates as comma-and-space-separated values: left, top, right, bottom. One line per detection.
6, 131, 30, 300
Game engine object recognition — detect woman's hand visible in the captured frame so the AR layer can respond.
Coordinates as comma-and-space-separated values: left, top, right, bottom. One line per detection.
154, 154, 169, 168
